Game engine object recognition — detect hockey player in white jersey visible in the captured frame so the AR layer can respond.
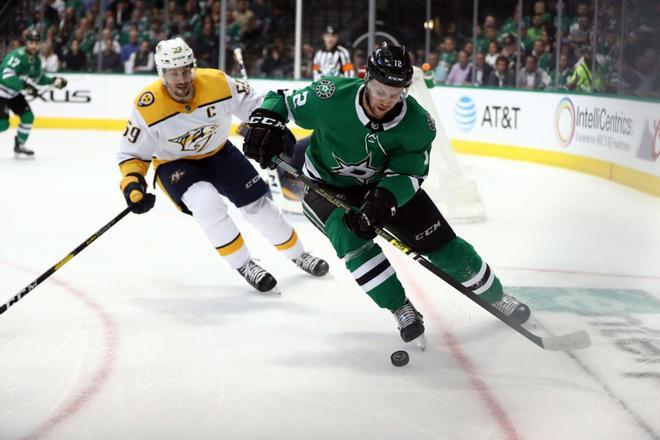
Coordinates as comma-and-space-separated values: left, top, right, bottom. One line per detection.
116, 38, 329, 292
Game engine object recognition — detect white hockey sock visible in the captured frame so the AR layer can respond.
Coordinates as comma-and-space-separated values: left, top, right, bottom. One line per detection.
182, 181, 250, 269
240, 195, 304, 260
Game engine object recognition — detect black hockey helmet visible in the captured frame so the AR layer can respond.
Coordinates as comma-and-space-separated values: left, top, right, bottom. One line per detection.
366, 42, 413, 88
25, 29, 40, 43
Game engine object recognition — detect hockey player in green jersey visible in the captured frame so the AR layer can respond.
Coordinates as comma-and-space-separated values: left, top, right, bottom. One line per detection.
0, 30, 68, 156
243, 42, 530, 346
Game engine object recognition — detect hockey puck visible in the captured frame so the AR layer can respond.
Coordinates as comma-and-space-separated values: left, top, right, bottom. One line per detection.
390, 350, 409, 367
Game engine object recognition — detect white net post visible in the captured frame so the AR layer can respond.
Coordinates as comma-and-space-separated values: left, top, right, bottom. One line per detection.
410, 66, 486, 223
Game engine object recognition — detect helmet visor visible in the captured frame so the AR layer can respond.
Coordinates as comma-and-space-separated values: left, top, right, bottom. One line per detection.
366, 76, 410, 103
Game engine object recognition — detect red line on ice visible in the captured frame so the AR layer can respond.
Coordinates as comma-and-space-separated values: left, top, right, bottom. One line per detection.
395, 257, 520, 440
1, 260, 119, 440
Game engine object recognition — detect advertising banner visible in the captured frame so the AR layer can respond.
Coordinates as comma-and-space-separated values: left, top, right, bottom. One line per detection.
16, 74, 659, 194
430, 87, 660, 179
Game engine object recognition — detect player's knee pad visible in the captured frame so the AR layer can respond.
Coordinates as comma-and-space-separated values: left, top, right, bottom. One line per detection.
240, 195, 292, 241
19, 111, 34, 124
386, 190, 456, 254
181, 181, 229, 226
0, 118, 8, 132
241, 195, 284, 228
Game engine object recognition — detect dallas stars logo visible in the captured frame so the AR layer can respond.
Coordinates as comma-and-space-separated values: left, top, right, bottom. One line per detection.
315, 80, 336, 99
331, 153, 379, 184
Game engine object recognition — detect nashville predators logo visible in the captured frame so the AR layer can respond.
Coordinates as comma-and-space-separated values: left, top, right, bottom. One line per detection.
138, 91, 155, 107
169, 124, 218, 152
170, 169, 186, 184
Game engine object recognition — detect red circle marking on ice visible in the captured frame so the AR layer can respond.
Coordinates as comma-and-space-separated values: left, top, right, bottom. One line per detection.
0, 260, 119, 440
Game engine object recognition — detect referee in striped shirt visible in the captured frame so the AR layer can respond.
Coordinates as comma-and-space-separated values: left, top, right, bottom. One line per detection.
312, 26, 354, 81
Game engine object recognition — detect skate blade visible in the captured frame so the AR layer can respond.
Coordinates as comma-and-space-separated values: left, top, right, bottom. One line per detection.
263, 286, 282, 296
14, 153, 35, 160
413, 335, 427, 351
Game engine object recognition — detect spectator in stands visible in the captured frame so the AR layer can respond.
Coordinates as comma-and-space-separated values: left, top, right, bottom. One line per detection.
99, 43, 124, 73
568, 46, 604, 92
40, 40, 60, 72
425, 52, 445, 84
550, 53, 573, 90
532, 39, 551, 72
466, 52, 493, 86
261, 45, 288, 78
501, 35, 518, 69
446, 50, 472, 85
93, 29, 121, 55
59, 7, 78, 45
437, 36, 457, 83
526, 15, 545, 44
485, 41, 500, 67
518, 55, 549, 89
486, 55, 515, 87
195, 19, 219, 68
312, 26, 353, 81
125, 40, 154, 74
500, 4, 528, 40
569, 15, 591, 52
481, 25, 499, 52
621, 47, 659, 97
121, 29, 140, 62
533, 1, 552, 25
63, 38, 88, 72
463, 41, 474, 59
233, 0, 259, 39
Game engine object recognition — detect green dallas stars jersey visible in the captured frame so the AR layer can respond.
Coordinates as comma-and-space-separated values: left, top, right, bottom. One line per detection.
261, 77, 436, 207
0, 47, 54, 99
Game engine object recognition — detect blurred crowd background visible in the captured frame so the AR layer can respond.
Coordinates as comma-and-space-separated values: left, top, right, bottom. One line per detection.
0, 0, 657, 98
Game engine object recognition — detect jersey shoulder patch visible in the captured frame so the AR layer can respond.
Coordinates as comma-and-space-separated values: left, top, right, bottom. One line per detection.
133, 79, 175, 126
314, 79, 336, 99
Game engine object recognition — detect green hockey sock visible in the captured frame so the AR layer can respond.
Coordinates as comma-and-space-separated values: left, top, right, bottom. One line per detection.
16, 111, 34, 144
344, 241, 406, 311
426, 236, 503, 303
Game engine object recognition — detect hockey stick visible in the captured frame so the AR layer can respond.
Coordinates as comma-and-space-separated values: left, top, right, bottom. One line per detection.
233, 47, 248, 81
273, 157, 591, 351
0, 207, 132, 316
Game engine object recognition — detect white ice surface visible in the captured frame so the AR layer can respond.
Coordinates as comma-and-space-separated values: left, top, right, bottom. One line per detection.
0, 130, 659, 440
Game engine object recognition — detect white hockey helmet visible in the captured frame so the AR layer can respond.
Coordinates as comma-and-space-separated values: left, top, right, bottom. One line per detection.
154, 37, 196, 77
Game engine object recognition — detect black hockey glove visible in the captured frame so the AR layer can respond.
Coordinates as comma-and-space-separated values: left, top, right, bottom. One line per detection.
344, 188, 397, 240
53, 76, 67, 89
23, 82, 39, 98
243, 108, 287, 169
120, 173, 156, 214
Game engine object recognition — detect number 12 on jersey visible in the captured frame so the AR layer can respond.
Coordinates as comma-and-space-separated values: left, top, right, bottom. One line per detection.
292, 91, 308, 108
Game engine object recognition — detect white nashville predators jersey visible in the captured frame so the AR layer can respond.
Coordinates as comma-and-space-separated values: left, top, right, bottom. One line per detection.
117, 68, 262, 167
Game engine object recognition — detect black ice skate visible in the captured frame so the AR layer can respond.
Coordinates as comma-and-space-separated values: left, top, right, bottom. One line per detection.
392, 299, 426, 349
293, 252, 329, 277
14, 138, 34, 157
492, 293, 531, 325
237, 259, 277, 292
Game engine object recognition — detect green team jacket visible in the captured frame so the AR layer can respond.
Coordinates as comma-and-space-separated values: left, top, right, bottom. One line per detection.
261, 77, 437, 207
0, 47, 54, 99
